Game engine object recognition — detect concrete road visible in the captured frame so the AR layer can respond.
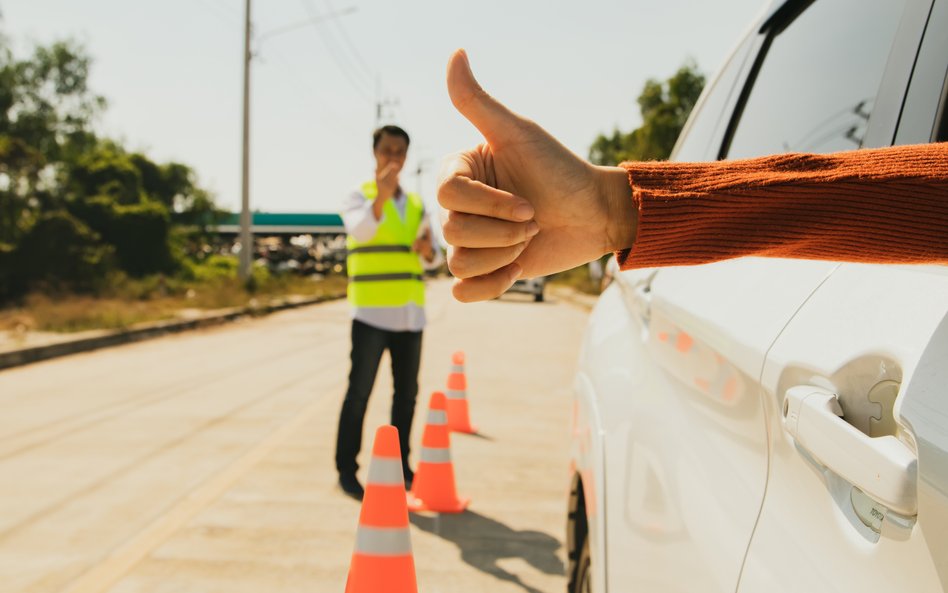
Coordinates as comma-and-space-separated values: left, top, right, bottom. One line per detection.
0, 279, 590, 593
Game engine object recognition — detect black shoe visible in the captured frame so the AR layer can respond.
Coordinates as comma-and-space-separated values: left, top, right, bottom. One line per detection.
338, 473, 364, 500
403, 466, 414, 491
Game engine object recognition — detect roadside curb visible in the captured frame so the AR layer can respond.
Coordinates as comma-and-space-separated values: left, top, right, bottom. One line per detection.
0, 293, 345, 372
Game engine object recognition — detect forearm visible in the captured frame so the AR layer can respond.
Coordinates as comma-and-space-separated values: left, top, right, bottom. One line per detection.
614, 142, 948, 268
372, 196, 387, 221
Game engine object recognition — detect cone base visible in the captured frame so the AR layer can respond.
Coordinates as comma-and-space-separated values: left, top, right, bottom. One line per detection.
406, 495, 470, 514
449, 424, 478, 434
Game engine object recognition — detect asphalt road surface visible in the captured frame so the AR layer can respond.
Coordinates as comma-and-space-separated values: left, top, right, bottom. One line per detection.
0, 279, 590, 593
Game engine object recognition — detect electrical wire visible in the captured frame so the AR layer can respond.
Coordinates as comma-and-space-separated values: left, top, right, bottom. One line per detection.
194, 0, 240, 24
320, 0, 375, 84
296, 0, 374, 103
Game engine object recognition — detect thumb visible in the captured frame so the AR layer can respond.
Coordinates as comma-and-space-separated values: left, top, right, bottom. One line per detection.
447, 49, 520, 145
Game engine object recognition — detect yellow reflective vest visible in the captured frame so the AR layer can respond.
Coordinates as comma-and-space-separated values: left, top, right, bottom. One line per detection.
345, 181, 426, 308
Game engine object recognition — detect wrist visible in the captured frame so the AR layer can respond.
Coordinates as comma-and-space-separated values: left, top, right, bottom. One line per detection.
595, 165, 637, 253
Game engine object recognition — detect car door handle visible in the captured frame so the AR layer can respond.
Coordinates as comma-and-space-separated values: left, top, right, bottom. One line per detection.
782, 385, 917, 516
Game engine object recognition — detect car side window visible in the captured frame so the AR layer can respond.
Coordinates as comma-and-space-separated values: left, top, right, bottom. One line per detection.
672, 35, 754, 162
938, 83, 948, 141
723, 0, 908, 159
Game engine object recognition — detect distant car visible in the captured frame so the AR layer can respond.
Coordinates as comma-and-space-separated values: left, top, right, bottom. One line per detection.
566, 1, 948, 592
507, 276, 546, 302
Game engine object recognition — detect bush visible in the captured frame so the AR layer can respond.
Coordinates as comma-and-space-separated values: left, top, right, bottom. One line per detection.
0, 242, 15, 299
184, 254, 239, 282
69, 195, 177, 276
14, 210, 115, 292
109, 201, 176, 275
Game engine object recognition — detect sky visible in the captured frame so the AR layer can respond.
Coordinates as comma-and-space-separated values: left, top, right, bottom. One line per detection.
2, 0, 769, 216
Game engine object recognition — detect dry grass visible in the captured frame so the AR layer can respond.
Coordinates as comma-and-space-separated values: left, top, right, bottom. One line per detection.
0, 274, 348, 334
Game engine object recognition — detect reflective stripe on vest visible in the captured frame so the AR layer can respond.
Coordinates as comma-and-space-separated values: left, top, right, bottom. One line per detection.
349, 273, 425, 283
346, 181, 425, 308
355, 526, 413, 556
348, 245, 412, 255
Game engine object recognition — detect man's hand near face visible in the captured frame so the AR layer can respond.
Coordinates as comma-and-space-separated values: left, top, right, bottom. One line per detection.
373, 162, 402, 220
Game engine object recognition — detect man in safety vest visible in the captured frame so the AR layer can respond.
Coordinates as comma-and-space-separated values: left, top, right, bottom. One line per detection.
335, 125, 442, 500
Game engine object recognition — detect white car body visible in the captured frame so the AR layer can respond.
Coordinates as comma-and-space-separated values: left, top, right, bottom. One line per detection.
566, 0, 948, 591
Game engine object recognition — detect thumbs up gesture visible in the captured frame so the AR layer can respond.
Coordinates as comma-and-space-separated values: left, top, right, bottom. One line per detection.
438, 49, 637, 302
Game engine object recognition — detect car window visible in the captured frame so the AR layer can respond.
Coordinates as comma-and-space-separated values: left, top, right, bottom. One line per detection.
938, 83, 948, 141
672, 35, 754, 162
724, 0, 908, 159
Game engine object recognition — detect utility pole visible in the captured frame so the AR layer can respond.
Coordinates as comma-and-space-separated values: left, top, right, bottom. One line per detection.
237, 3, 357, 281
238, 0, 253, 281
375, 77, 400, 127
415, 159, 429, 197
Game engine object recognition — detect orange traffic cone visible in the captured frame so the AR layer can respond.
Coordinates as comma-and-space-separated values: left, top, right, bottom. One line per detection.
408, 392, 470, 513
346, 425, 417, 593
445, 351, 477, 434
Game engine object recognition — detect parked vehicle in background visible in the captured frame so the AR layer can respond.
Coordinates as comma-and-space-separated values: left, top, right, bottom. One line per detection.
507, 276, 547, 302
566, 0, 948, 592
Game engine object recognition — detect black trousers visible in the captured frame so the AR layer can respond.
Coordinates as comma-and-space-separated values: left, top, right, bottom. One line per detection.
335, 319, 422, 476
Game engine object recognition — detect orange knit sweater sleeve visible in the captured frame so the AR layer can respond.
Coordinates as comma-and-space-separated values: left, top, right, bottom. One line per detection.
616, 142, 948, 269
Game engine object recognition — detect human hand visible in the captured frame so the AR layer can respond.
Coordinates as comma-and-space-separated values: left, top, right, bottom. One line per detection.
438, 49, 635, 302
376, 162, 401, 202
412, 229, 435, 261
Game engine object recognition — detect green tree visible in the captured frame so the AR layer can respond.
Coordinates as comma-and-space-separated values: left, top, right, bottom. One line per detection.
0, 37, 104, 246
589, 62, 705, 165
0, 33, 223, 298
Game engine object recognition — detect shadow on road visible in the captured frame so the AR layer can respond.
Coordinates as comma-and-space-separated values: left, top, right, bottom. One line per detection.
456, 431, 494, 442
410, 509, 564, 593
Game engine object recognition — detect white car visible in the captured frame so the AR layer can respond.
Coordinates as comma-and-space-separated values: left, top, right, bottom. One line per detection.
566, 0, 948, 592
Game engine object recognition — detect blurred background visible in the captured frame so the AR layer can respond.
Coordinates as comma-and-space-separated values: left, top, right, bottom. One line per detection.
0, 2, 777, 592
0, 0, 766, 331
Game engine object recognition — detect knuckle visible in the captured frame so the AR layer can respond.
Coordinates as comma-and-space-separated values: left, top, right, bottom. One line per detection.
441, 212, 470, 245
436, 178, 454, 206
452, 281, 476, 303
447, 252, 469, 279
441, 219, 458, 244
437, 175, 465, 207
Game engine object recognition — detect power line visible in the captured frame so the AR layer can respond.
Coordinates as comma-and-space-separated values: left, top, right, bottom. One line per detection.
208, 0, 241, 18
258, 44, 345, 126
296, 0, 374, 103
194, 0, 240, 24
301, 0, 373, 90
321, 0, 375, 83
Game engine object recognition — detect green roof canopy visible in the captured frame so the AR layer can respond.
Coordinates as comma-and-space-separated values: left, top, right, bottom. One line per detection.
215, 212, 344, 235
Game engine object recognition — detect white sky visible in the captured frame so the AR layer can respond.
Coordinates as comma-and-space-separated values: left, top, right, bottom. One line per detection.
2, 0, 768, 215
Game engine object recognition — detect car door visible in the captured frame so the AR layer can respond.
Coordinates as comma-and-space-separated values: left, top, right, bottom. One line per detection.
732, 0, 948, 590
585, 6, 848, 589
595, 257, 837, 593
741, 264, 948, 592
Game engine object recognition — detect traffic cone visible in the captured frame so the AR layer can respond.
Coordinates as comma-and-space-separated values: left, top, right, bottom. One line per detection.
408, 392, 470, 513
445, 351, 477, 433
345, 425, 417, 593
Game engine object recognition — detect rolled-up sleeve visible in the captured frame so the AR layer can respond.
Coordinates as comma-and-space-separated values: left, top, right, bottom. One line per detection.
341, 189, 379, 243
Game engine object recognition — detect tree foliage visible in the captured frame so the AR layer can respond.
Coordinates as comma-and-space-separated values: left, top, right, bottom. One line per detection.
0, 34, 223, 300
589, 62, 706, 165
